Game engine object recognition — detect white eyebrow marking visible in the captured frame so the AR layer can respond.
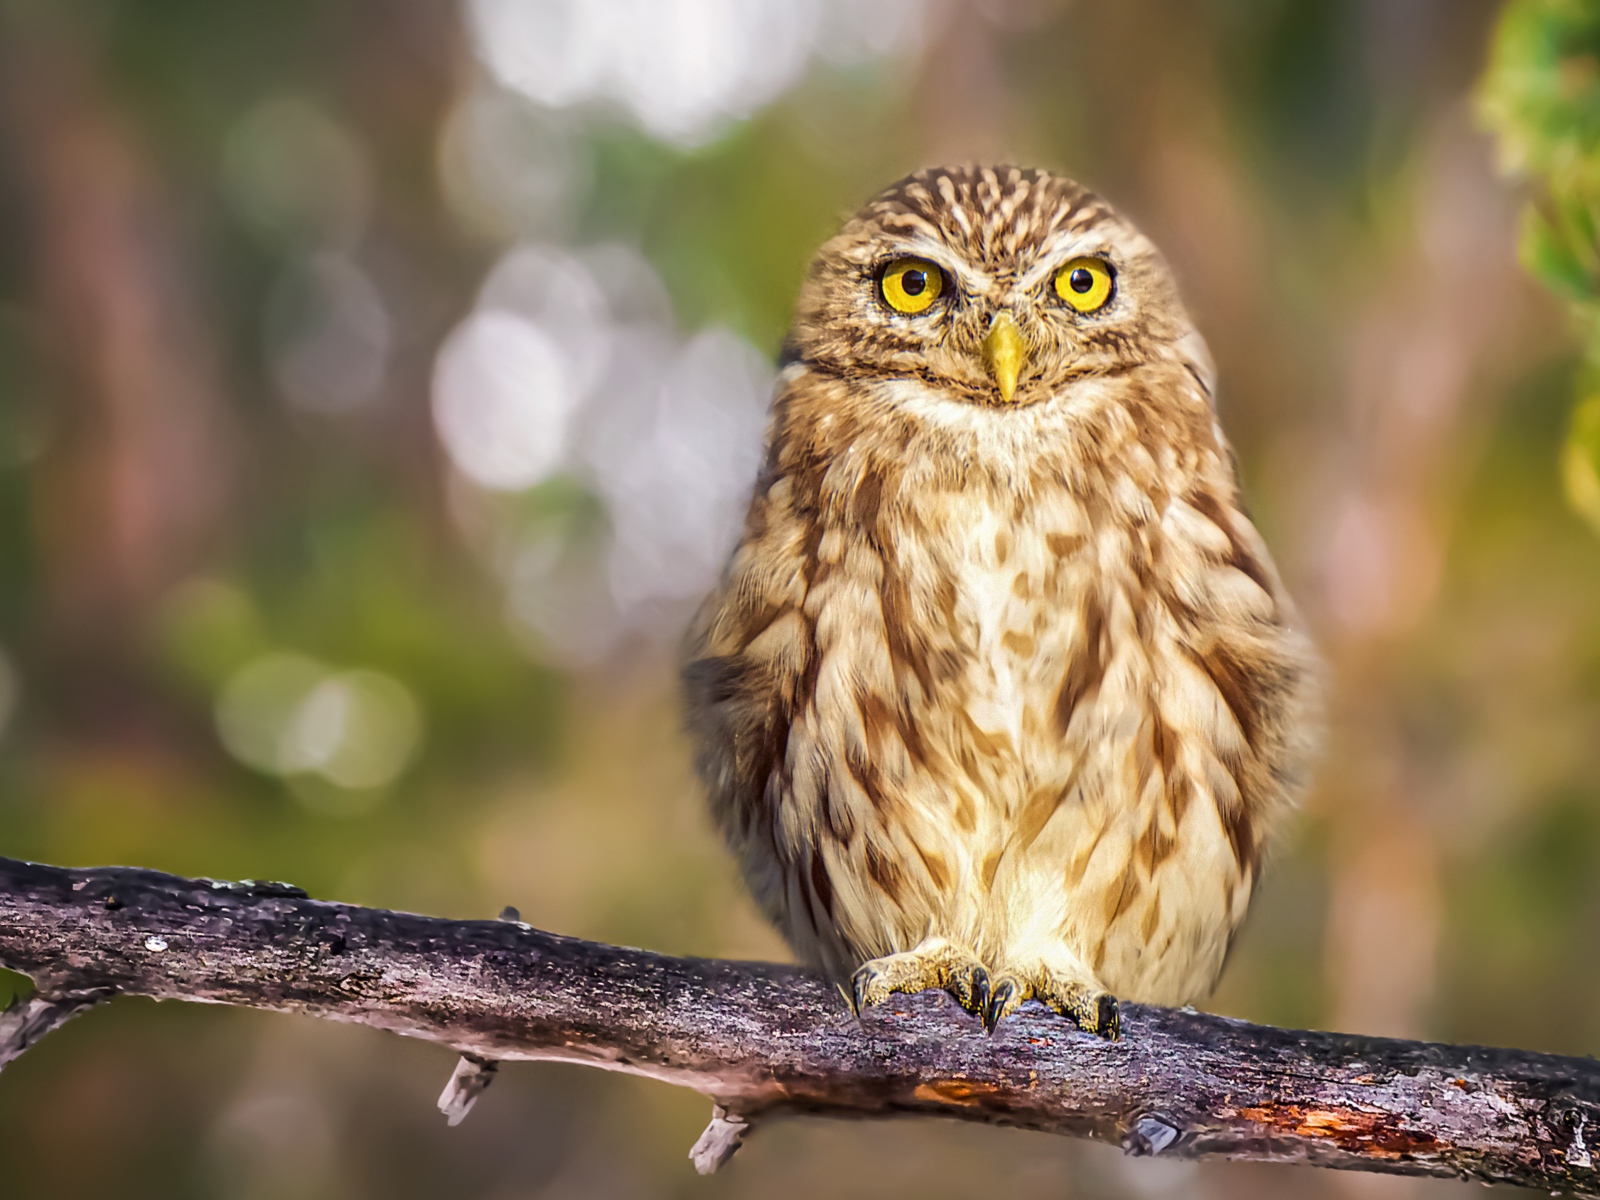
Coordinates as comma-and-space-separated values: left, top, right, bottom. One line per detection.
1016, 258, 1063, 291
886, 235, 993, 293
1014, 235, 1114, 291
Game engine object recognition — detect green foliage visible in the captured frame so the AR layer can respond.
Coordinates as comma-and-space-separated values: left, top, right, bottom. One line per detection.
1482, 0, 1600, 532
0, 967, 31, 1010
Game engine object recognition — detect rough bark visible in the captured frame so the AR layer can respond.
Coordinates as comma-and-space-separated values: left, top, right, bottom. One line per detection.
0, 856, 1596, 1190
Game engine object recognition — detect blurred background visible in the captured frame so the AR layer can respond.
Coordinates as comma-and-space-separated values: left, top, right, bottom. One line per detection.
0, 0, 1595, 1197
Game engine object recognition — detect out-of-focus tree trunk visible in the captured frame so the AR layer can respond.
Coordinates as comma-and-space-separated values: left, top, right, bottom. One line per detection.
0, 10, 233, 729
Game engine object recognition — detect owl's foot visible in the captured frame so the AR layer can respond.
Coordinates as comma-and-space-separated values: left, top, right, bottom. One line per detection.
983, 964, 1120, 1039
849, 938, 990, 1018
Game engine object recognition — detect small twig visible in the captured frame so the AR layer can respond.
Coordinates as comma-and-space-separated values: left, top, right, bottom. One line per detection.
689, 1105, 753, 1175
0, 988, 111, 1071
438, 1053, 500, 1126
433, 905, 525, 1125
0, 855, 1597, 1194
1123, 1112, 1182, 1157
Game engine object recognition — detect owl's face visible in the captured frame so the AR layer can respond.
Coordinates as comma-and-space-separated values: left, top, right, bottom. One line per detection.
790, 166, 1206, 410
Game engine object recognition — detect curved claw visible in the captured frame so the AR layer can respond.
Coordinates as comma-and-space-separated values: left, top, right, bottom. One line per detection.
966, 965, 992, 1017
983, 978, 1021, 1033
850, 941, 992, 1019
1093, 993, 1122, 1041
849, 964, 875, 1016
983, 970, 1121, 1040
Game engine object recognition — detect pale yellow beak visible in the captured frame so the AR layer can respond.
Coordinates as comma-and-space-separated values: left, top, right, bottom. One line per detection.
982, 311, 1029, 403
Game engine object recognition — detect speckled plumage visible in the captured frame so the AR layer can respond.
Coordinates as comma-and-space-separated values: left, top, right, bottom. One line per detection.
684, 165, 1318, 1032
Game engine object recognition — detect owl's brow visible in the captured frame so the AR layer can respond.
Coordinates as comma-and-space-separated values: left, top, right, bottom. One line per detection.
879, 235, 992, 292
1013, 233, 1118, 291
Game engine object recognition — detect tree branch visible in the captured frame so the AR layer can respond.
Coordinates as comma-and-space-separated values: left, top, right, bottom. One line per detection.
0, 856, 1595, 1191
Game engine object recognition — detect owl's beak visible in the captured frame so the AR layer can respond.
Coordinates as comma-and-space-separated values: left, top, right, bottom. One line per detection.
982, 311, 1030, 404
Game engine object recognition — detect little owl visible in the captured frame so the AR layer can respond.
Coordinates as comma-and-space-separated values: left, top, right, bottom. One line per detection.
683, 165, 1318, 1037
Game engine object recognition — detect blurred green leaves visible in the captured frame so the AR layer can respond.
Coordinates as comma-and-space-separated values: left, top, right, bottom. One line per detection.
1565, 391, 1600, 527
0, 967, 31, 1011
1482, 0, 1600, 534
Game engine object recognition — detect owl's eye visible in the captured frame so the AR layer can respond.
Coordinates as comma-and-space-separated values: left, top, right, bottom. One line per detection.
1053, 256, 1114, 313
879, 258, 945, 314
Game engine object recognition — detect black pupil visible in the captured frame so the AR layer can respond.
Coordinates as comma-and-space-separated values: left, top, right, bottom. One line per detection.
1069, 267, 1096, 294
901, 269, 927, 296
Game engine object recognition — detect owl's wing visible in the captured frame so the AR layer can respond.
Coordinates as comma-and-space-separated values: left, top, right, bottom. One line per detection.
1174, 329, 1217, 404
680, 480, 814, 932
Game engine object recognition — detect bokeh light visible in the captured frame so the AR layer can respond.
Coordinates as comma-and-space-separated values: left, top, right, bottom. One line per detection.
265, 254, 392, 415
434, 238, 770, 661
433, 309, 580, 491
222, 95, 371, 248
216, 654, 423, 794
465, 0, 927, 146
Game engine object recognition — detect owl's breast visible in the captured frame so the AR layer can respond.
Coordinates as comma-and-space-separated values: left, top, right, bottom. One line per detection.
890, 462, 1311, 982
902, 481, 1103, 782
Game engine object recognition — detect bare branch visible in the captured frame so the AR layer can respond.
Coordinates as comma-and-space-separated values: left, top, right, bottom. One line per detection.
0, 855, 1596, 1192
1, 988, 109, 1070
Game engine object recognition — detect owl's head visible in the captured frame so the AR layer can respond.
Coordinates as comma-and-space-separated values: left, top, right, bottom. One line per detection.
789, 165, 1210, 409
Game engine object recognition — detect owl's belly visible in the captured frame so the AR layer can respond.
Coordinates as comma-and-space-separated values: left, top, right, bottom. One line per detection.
820, 505, 1252, 1006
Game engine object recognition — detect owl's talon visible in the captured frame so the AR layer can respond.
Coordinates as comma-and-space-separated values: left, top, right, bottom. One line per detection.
985, 965, 1120, 1039
1049, 985, 1117, 1039
1094, 993, 1122, 1041
849, 965, 877, 1015
849, 939, 990, 1019
1038, 980, 1120, 1038
983, 977, 1021, 1032
966, 965, 992, 1016
936, 959, 990, 1014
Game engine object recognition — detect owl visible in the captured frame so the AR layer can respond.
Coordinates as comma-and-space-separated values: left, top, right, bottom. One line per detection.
683, 165, 1318, 1036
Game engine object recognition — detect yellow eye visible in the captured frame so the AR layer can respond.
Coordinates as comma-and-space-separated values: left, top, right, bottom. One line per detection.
1054, 256, 1114, 313
880, 258, 944, 314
